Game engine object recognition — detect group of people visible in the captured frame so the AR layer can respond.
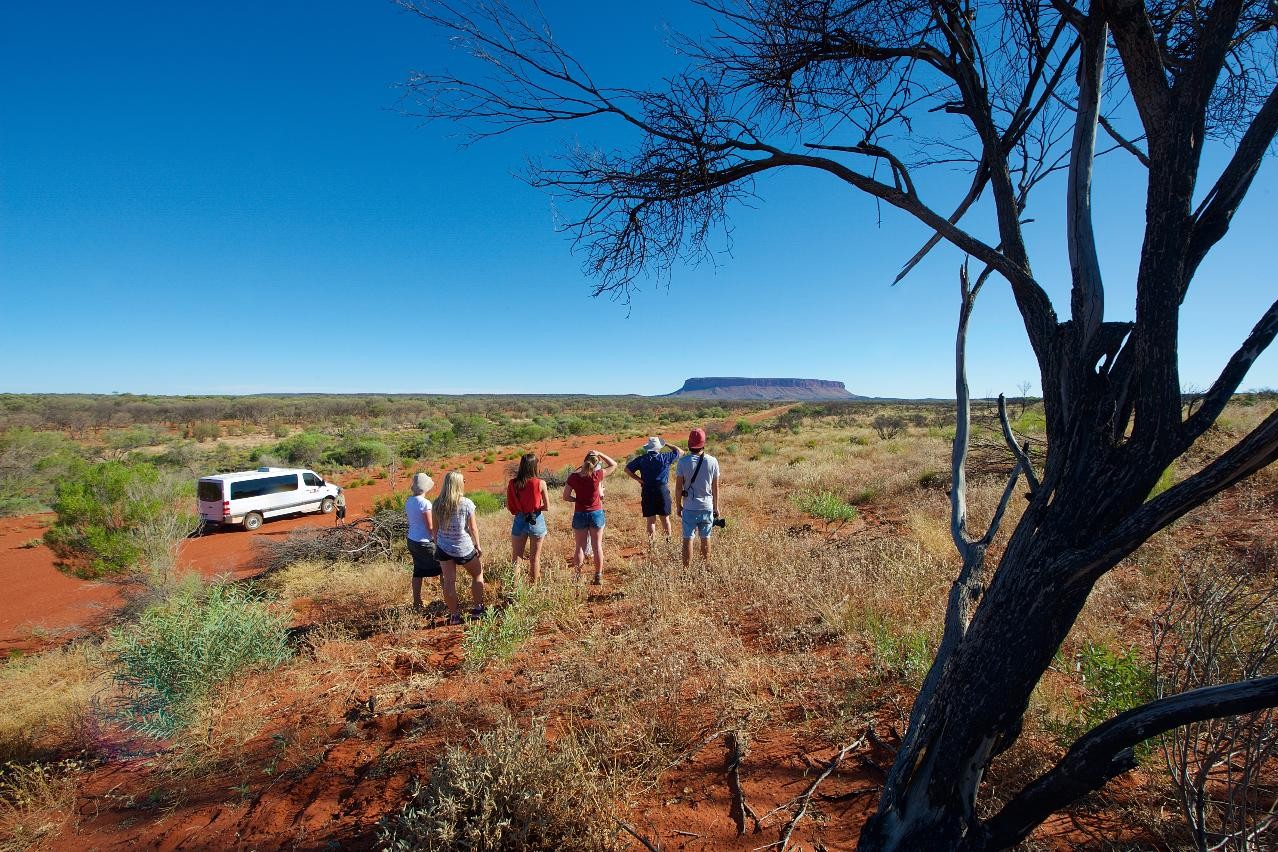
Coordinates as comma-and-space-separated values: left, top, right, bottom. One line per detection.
403, 428, 722, 624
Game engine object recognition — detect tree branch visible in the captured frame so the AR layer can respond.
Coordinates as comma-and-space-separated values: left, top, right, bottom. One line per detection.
1101, 0, 1173, 142
1182, 296, 1278, 444
1074, 407, 1278, 582
984, 675, 1278, 849
998, 393, 1041, 495
1066, 11, 1109, 349
1186, 85, 1278, 282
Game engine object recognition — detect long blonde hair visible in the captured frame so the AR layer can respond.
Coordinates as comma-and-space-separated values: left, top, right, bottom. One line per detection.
434, 471, 465, 529
580, 450, 600, 474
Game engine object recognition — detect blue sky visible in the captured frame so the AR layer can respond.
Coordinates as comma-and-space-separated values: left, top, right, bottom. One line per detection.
1, 2, 1275, 398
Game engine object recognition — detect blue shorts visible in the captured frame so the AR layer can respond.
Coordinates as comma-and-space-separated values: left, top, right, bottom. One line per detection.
682, 509, 714, 539
511, 512, 547, 537
572, 509, 606, 530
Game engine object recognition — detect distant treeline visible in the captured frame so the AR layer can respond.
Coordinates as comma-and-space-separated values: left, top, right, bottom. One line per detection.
0, 393, 769, 434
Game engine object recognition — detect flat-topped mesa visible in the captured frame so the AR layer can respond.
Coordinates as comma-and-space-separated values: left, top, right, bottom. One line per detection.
669, 377, 862, 401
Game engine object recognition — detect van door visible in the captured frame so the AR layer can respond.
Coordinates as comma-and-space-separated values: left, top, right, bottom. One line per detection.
302, 471, 324, 505
197, 479, 225, 523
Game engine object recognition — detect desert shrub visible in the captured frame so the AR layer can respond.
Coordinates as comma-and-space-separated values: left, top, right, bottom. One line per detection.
269, 560, 405, 626
270, 431, 330, 467
0, 645, 103, 763
188, 421, 221, 442
854, 609, 934, 686
917, 469, 948, 490
541, 464, 574, 488
327, 437, 392, 469
468, 491, 504, 515
1048, 643, 1154, 749
108, 582, 291, 736
0, 428, 81, 516
872, 414, 906, 440
0, 760, 81, 850
734, 419, 754, 435
373, 490, 410, 515
794, 490, 859, 522
43, 461, 195, 579
1154, 563, 1278, 849
272, 424, 290, 438
463, 583, 564, 671
101, 425, 166, 458
379, 723, 621, 852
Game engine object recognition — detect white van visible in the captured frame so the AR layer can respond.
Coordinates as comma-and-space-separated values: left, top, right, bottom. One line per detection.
197, 467, 342, 531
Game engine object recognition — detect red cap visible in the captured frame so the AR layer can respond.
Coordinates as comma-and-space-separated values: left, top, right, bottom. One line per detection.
688, 427, 706, 449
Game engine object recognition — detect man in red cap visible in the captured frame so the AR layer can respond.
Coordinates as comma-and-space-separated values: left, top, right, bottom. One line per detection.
674, 427, 721, 567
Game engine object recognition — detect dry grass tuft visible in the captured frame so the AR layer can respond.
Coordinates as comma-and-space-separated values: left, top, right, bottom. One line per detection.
0, 645, 106, 763
0, 761, 81, 852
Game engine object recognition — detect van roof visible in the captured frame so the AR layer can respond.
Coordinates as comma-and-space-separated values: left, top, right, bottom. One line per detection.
198, 467, 310, 483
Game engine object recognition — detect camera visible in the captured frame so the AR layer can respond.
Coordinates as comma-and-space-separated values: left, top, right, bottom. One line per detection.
713, 515, 727, 528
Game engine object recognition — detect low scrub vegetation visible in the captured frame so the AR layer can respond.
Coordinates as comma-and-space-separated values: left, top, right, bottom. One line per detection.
108, 582, 291, 736
379, 723, 622, 852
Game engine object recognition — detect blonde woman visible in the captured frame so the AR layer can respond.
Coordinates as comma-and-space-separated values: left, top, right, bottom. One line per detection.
562, 449, 618, 584
433, 471, 486, 625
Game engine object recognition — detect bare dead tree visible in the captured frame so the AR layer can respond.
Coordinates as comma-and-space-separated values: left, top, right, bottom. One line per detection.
1153, 560, 1278, 850
400, 0, 1278, 847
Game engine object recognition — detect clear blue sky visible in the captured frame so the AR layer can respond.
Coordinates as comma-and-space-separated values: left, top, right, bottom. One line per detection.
2, 2, 1275, 398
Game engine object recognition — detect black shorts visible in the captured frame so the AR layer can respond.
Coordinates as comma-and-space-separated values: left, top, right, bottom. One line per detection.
640, 486, 672, 518
437, 544, 480, 566
408, 538, 441, 578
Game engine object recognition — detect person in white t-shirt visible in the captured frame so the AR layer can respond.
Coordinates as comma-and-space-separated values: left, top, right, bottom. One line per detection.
432, 471, 487, 625
674, 427, 721, 568
404, 473, 438, 611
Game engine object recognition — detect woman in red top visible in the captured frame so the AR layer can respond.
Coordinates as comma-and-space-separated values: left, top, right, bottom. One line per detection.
506, 453, 550, 583
562, 449, 618, 584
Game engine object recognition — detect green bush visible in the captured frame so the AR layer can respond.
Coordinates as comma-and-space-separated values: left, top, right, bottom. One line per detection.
373, 491, 411, 516
1077, 642, 1153, 729
464, 585, 540, 671
188, 421, 221, 442
108, 582, 291, 736
379, 724, 621, 852
43, 461, 193, 579
468, 491, 504, 515
794, 490, 859, 522
0, 428, 81, 516
271, 431, 331, 468
327, 437, 392, 469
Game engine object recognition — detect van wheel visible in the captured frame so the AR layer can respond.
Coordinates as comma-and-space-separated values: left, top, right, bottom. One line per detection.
319, 497, 335, 514
243, 512, 264, 531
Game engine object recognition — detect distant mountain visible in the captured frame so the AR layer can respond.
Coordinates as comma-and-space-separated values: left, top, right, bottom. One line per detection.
667, 377, 865, 401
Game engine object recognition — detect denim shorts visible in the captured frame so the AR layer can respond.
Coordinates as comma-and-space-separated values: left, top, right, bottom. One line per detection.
681, 509, 714, 539
511, 511, 547, 537
572, 509, 606, 530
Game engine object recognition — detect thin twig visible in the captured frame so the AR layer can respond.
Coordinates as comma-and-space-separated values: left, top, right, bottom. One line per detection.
757, 734, 869, 851
616, 819, 661, 851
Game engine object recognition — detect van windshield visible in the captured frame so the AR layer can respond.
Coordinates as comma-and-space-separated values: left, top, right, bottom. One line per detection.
197, 481, 223, 502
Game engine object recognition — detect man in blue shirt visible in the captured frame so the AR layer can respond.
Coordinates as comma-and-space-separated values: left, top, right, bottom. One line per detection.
625, 436, 682, 541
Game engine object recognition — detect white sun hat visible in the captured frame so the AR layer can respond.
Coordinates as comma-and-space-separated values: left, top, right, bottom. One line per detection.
641, 436, 664, 453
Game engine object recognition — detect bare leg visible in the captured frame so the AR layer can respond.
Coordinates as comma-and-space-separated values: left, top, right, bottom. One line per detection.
573, 528, 589, 578
439, 562, 460, 616
412, 576, 424, 609
659, 515, 672, 539
589, 526, 604, 583
466, 556, 485, 609
511, 533, 528, 582
682, 537, 692, 568
700, 535, 711, 563
527, 535, 543, 584
645, 516, 657, 540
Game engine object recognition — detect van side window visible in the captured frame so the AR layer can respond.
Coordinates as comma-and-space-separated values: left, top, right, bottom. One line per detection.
303, 472, 322, 487
230, 474, 299, 500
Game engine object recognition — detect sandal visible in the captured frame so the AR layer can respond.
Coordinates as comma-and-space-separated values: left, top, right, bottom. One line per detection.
470, 605, 487, 619
446, 613, 463, 626
591, 573, 603, 586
